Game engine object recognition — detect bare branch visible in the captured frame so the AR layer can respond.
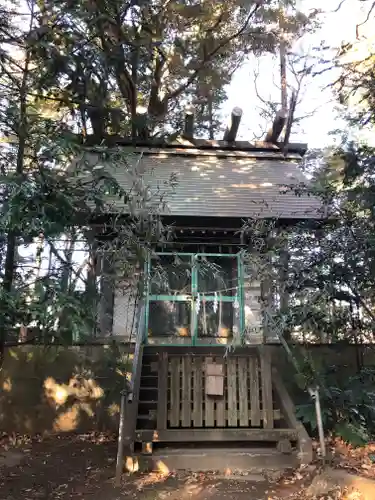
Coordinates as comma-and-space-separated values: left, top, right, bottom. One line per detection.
47, 240, 89, 287
166, 3, 262, 101
282, 90, 297, 155
331, 0, 348, 13
356, 1, 375, 38
253, 61, 277, 116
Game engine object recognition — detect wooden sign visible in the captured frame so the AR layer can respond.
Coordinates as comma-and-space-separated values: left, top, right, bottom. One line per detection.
205, 362, 224, 396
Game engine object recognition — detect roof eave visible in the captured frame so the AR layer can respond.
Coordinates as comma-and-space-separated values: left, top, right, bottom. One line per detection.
81, 134, 308, 156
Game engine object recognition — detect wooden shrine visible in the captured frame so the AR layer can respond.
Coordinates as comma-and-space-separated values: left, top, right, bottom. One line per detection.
77, 106, 322, 467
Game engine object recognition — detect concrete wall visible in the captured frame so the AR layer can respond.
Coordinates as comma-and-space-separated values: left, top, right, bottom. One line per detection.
1, 343, 373, 436
0, 344, 133, 434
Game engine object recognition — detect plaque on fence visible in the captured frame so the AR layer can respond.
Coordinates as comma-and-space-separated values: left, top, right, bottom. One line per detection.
205, 362, 224, 396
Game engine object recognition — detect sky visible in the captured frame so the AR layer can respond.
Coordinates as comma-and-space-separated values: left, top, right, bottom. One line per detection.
223, 0, 375, 149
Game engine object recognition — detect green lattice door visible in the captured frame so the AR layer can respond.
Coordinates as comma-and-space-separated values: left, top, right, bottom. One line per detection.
145, 253, 244, 346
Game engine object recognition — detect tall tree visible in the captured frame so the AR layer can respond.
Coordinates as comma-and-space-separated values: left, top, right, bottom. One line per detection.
30, 0, 314, 138
0, 0, 175, 363
247, 39, 375, 441
0, 0, 40, 362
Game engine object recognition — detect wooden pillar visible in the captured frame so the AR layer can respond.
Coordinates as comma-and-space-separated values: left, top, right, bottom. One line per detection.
279, 244, 290, 340
183, 105, 195, 139
232, 256, 241, 345
279, 249, 289, 312
135, 105, 149, 139
223, 107, 243, 142
157, 352, 168, 430
85, 228, 100, 338
260, 252, 273, 342
265, 110, 286, 143
260, 346, 274, 429
260, 230, 280, 343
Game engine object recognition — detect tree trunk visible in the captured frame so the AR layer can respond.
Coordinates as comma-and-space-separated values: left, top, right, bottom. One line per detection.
279, 5, 288, 114
85, 229, 100, 337
131, 21, 139, 141
0, 3, 34, 366
208, 96, 214, 140
58, 235, 75, 343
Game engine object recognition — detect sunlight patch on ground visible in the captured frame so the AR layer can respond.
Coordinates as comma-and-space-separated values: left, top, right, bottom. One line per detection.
125, 456, 139, 473
133, 471, 170, 490
155, 460, 170, 476
2, 378, 12, 392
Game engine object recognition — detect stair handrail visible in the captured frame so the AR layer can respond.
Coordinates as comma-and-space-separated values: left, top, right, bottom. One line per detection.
127, 300, 145, 402
115, 300, 145, 484
263, 307, 326, 461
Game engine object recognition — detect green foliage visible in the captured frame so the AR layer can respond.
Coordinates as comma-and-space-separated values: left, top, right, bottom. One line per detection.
0, 0, 174, 350
239, 58, 375, 443
0, 144, 173, 343
295, 366, 375, 445
26, 0, 315, 137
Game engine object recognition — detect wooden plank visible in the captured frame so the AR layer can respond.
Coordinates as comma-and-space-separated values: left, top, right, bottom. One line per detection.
141, 442, 153, 455
205, 361, 224, 396
260, 253, 273, 341
206, 364, 223, 376
124, 300, 145, 399
144, 345, 259, 357
260, 348, 274, 429
204, 357, 215, 427
150, 361, 158, 372
166, 408, 280, 424
238, 357, 249, 426
221, 409, 280, 420
249, 355, 260, 426
206, 373, 224, 396
124, 344, 144, 449
181, 356, 192, 427
272, 409, 281, 420
157, 352, 168, 430
215, 363, 225, 427
169, 356, 180, 427
136, 427, 298, 443
227, 357, 238, 426
192, 357, 203, 427
272, 367, 313, 465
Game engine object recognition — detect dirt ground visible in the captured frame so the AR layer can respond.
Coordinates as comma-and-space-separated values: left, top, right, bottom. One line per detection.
0, 434, 308, 500
2, 434, 374, 499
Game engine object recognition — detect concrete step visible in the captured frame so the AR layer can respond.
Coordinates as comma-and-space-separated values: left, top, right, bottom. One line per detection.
137, 447, 298, 476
